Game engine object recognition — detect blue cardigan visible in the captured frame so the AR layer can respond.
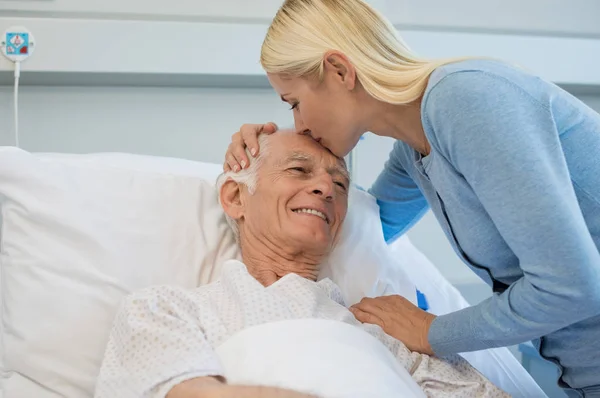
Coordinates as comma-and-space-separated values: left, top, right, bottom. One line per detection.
369, 59, 600, 394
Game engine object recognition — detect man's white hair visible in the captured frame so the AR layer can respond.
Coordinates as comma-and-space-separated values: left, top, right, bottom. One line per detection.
216, 134, 271, 240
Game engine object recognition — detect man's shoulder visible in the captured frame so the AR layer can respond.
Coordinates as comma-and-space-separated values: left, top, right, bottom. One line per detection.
316, 278, 347, 307
117, 285, 201, 311
116, 276, 229, 316
118, 259, 246, 308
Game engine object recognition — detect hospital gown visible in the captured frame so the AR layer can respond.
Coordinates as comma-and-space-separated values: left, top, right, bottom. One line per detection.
95, 260, 507, 398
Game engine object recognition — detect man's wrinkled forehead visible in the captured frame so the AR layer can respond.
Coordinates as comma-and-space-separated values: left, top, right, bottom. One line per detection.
263, 132, 349, 178
277, 149, 349, 180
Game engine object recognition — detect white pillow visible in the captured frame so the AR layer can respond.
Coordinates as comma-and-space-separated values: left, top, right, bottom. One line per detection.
0, 148, 239, 397
320, 187, 417, 307
0, 147, 415, 397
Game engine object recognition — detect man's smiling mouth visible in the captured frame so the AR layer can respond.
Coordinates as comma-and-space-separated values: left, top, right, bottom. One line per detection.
292, 208, 329, 224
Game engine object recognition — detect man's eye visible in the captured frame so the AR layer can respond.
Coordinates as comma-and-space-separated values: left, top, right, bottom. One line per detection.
289, 167, 306, 173
335, 181, 347, 190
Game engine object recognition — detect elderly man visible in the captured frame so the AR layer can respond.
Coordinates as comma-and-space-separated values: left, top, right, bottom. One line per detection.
94, 132, 507, 398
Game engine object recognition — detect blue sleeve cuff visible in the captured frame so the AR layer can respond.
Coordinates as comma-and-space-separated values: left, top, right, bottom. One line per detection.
427, 305, 496, 356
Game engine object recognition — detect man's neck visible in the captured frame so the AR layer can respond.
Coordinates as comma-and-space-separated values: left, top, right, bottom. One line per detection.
239, 231, 324, 287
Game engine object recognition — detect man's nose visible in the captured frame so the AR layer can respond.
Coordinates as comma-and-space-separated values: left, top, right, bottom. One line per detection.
310, 176, 335, 200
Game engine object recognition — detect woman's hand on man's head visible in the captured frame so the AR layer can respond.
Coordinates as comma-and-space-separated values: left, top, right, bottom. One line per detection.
224, 123, 278, 172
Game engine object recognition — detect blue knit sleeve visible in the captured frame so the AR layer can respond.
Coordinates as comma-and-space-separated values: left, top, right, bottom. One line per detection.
424, 71, 600, 355
368, 141, 429, 243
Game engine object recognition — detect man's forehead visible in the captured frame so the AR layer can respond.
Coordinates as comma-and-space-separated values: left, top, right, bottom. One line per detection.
267, 134, 348, 173
283, 149, 344, 165
277, 149, 348, 177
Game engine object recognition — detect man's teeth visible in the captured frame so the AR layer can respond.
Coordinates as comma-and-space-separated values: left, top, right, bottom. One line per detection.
293, 208, 327, 222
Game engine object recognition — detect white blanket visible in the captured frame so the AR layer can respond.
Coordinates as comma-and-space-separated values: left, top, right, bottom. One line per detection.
215, 319, 426, 398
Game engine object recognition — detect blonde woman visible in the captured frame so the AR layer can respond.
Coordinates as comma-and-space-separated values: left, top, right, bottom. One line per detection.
223, 0, 600, 395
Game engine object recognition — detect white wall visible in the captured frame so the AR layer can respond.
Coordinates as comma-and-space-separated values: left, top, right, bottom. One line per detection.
1, 0, 599, 37
0, 85, 293, 162
2, 2, 600, 88
579, 95, 600, 110
386, 0, 600, 37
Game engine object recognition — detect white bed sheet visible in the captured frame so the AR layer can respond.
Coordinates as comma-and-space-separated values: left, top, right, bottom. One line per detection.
217, 319, 427, 398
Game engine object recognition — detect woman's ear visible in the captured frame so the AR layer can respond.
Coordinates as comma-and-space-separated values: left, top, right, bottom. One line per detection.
220, 179, 244, 221
323, 51, 356, 90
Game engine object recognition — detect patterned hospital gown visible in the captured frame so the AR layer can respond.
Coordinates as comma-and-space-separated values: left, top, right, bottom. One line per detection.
95, 260, 508, 398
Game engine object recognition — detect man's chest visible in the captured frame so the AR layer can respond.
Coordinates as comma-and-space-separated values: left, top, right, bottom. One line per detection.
196, 277, 377, 348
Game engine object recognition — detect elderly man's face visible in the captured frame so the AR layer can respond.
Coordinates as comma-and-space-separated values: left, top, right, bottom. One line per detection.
242, 133, 349, 253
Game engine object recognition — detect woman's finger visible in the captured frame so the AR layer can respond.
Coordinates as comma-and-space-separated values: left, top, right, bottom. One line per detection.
240, 122, 278, 157
225, 122, 279, 172
223, 132, 243, 172
240, 125, 261, 157
350, 307, 385, 328
226, 154, 241, 172
232, 142, 250, 169
353, 297, 387, 316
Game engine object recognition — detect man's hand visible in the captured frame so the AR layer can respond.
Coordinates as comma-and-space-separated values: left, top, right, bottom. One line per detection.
167, 376, 225, 398
350, 295, 437, 356
168, 376, 319, 398
229, 386, 319, 398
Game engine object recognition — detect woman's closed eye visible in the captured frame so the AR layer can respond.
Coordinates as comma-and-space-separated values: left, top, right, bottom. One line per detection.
289, 102, 299, 111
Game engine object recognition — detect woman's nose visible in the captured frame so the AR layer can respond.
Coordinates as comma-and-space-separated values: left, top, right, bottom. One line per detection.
294, 115, 307, 133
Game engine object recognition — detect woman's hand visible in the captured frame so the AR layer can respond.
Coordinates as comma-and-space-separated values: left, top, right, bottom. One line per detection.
224, 122, 279, 172
350, 295, 436, 355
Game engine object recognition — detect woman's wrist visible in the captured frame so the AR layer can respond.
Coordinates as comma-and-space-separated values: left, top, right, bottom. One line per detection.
421, 312, 436, 356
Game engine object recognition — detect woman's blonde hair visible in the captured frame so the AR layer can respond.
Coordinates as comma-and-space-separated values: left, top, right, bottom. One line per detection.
261, 0, 467, 105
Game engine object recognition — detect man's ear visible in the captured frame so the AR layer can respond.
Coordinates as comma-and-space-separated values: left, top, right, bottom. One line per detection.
323, 51, 356, 90
220, 179, 245, 221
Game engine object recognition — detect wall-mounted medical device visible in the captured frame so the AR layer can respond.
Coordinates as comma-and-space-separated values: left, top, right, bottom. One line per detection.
1, 26, 36, 148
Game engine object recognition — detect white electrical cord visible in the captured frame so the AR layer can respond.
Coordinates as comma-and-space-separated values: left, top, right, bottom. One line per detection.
14, 61, 20, 148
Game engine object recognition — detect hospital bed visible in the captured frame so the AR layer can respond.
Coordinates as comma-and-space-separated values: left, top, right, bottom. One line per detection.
0, 147, 547, 397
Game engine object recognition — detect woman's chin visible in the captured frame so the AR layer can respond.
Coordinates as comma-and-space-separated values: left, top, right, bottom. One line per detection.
327, 138, 358, 159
